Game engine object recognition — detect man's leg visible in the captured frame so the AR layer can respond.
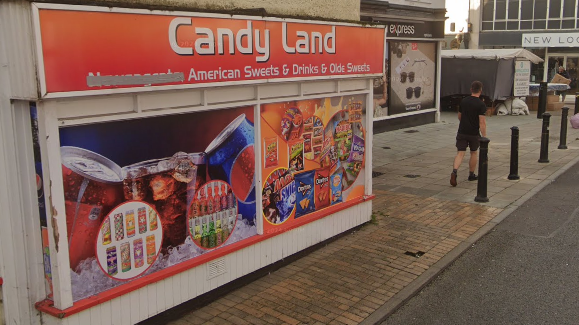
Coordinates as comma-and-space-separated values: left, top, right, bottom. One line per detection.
451, 150, 465, 187
469, 150, 478, 173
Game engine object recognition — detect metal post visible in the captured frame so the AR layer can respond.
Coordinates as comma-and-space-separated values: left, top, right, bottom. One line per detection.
574, 92, 579, 115
475, 137, 490, 203
539, 113, 551, 163
559, 107, 569, 149
508, 126, 520, 180
537, 81, 548, 119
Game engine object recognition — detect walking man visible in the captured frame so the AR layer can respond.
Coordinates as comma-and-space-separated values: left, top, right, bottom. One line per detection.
450, 81, 487, 187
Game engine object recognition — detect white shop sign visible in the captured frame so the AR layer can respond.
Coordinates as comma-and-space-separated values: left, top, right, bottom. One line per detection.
522, 33, 579, 47
514, 60, 530, 97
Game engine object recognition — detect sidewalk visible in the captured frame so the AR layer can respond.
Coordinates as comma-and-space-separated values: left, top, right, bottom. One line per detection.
149, 109, 579, 325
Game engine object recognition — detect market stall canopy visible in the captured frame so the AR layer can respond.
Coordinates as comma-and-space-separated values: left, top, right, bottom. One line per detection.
441, 49, 544, 64
441, 49, 544, 101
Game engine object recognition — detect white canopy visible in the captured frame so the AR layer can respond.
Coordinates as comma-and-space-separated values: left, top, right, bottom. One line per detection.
441, 49, 544, 64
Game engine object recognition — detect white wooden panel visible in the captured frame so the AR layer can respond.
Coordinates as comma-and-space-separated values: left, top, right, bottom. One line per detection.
100, 300, 112, 325
259, 83, 300, 99
147, 283, 157, 317
54, 96, 136, 119
339, 79, 368, 92
178, 272, 188, 305
138, 90, 202, 111
90, 303, 102, 325
206, 86, 256, 104
129, 291, 141, 324
302, 81, 336, 95
120, 294, 131, 325
164, 276, 174, 310
156, 280, 167, 312
188, 263, 198, 299
110, 297, 122, 325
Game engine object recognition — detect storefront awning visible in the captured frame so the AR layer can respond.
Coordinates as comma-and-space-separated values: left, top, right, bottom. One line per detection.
441, 49, 544, 64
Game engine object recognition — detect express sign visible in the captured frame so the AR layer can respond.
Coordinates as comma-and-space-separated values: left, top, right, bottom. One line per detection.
35, 7, 385, 96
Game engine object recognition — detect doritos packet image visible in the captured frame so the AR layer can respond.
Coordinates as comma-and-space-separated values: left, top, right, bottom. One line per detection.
314, 168, 330, 209
264, 137, 279, 168
348, 134, 365, 163
288, 139, 304, 174
294, 170, 316, 218
303, 133, 313, 154
330, 169, 343, 205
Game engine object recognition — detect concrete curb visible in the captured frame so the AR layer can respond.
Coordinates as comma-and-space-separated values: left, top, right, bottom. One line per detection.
362, 153, 579, 325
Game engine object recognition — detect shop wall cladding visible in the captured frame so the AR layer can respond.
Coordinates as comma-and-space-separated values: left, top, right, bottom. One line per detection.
82, 0, 361, 21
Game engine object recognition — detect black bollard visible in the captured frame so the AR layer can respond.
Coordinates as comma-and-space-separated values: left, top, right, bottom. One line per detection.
559, 107, 570, 149
538, 113, 551, 163
508, 126, 520, 180
575, 92, 579, 115
537, 82, 548, 119
475, 137, 490, 203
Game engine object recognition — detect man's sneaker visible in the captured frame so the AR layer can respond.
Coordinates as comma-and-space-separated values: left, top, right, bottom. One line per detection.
468, 174, 478, 181
450, 172, 457, 187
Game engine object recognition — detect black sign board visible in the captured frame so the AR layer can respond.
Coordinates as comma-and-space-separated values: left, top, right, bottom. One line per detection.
380, 21, 445, 39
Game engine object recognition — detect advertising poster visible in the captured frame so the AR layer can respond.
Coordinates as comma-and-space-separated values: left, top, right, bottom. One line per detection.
514, 60, 531, 97
58, 107, 257, 300
373, 43, 389, 119
260, 95, 366, 234
388, 41, 436, 115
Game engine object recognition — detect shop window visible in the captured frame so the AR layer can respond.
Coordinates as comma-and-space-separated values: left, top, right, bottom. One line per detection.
496, 0, 507, 19
534, 0, 548, 19
521, 0, 534, 19
507, 21, 520, 29
482, 0, 495, 22
494, 21, 507, 30
549, 0, 562, 18
534, 19, 547, 28
563, 0, 575, 17
548, 19, 562, 28
482, 21, 494, 30
562, 19, 575, 28
508, 0, 520, 19
520, 20, 533, 29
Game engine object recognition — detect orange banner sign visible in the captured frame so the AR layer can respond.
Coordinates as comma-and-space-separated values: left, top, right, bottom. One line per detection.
35, 8, 385, 95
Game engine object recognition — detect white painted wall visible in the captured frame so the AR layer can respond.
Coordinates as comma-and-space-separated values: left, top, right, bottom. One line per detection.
379, 0, 446, 9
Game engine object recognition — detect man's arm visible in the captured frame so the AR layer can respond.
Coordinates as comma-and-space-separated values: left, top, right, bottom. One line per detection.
479, 115, 487, 137
458, 112, 462, 121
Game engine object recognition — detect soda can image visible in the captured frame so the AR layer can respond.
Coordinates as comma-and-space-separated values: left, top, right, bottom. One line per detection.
120, 242, 131, 272
205, 114, 256, 220
125, 210, 136, 238
106, 246, 118, 276
148, 208, 158, 231
138, 207, 147, 234
146, 235, 156, 265
102, 216, 112, 245
133, 238, 144, 268
114, 213, 124, 241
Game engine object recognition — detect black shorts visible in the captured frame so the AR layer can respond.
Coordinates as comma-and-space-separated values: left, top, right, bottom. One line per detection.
456, 133, 480, 151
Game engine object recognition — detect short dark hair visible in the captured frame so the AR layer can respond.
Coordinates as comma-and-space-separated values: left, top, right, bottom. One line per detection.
471, 81, 483, 94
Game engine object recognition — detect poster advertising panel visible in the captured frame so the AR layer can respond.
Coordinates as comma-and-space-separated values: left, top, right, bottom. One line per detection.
388, 41, 436, 115
35, 7, 385, 96
373, 43, 389, 119
260, 95, 366, 234
58, 107, 257, 300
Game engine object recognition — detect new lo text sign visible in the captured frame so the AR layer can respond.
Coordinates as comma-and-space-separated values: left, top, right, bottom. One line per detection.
35, 7, 385, 96
522, 33, 579, 47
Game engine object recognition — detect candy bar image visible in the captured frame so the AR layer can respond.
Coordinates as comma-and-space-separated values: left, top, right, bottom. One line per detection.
120, 242, 131, 272
102, 217, 112, 245
106, 246, 118, 276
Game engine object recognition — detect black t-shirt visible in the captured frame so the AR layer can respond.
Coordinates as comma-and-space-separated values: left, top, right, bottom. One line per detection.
458, 96, 486, 136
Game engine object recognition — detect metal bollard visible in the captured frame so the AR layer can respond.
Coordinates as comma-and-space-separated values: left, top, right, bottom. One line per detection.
559, 107, 569, 150
537, 82, 548, 119
508, 126, 520, 180
475, 137, 490, 203
538, 113, 551, 163
575, 93, 579, 115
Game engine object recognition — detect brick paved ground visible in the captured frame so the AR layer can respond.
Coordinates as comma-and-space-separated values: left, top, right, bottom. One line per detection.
166, 190, 502, 325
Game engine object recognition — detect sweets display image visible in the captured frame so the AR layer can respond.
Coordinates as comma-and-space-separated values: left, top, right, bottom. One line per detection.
294, 170, 316, 218
260, 95, 367, 231
96, 201, 163, 280
187, 180, 237, 250
262, 168, 296, 224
